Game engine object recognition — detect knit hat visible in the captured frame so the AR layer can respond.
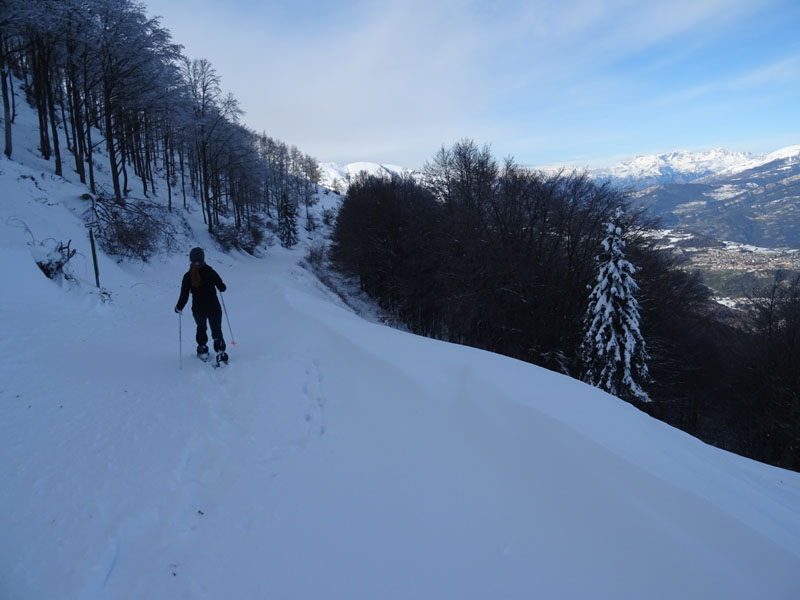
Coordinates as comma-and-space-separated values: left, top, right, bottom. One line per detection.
189, 247, 205, 264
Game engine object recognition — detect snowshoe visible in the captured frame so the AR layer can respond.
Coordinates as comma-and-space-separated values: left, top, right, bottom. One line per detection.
197, 344, 210, 361
215, 351, 229, 366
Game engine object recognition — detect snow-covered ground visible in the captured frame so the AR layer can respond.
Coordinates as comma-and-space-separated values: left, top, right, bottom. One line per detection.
2, 105, 800, 598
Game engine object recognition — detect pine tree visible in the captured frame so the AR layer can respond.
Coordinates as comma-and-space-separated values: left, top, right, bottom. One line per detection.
580, 208, 650, 402
277, 191, 298, 248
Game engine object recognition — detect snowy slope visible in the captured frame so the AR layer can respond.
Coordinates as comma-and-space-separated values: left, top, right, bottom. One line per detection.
1, 106, 800, 598
712, 144, 800, 177
2, 167, 800, 599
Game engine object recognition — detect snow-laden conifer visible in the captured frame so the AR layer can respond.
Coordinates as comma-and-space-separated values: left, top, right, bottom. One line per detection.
581, 208, 650, 401
277, 191, 299, 248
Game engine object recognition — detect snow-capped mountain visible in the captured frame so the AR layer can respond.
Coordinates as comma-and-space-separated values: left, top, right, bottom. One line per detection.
631, 146, 800, 247
319, 161, 416, 192
595, 148, 756, 189
713, 145, 800, 176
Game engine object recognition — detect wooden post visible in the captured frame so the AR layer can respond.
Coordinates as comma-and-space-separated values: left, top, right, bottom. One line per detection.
89, 227, 100, 287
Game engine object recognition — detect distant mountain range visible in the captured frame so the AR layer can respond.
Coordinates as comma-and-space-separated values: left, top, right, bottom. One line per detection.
596, 146, 800, 190
320, 145, 800, 248
617, 146, 800, 248
319, 161, 414, 192
595, 149, 750, 189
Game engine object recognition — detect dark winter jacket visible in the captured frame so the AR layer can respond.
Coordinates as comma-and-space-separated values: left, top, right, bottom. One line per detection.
176, 264, 227, 314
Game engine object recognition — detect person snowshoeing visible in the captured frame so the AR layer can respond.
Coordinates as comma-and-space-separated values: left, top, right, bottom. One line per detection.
175, 247, 229, 363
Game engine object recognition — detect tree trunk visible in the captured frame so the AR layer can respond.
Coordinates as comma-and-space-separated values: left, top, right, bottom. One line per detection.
200, 143, 212, 232
59, 87, 71, 153
179, 145, 186, 208
81, 57, 95, 193
34, 50, 51, 160
136, 128, 147, 195
1, 54, 12, 158
103, 85, 123, 202
164, 134, 172, 210
66, 69, 86, 183
84, 100, 96, 194
143, 127, 154, 196
46, 70, 62, 176
121, 139, 129, 196
10, 63, 16, 122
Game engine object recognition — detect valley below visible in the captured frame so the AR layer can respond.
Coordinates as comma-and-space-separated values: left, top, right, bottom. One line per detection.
652, 230, 800, 300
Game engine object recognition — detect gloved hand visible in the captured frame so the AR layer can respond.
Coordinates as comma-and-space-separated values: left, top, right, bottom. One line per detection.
174, 306, 182, 314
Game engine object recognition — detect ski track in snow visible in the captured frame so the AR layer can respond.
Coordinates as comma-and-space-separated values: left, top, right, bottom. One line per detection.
79, 282, 333, 597
0, 191, 332, 596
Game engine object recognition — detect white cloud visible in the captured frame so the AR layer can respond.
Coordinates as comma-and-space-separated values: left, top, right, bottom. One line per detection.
144, 0, 793, 167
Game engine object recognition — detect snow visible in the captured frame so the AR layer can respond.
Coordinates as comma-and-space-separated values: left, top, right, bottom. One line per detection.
582, 212, 649, 402
593, 145, 800, 188
674, 200, 708, 211
2, 102, 800, 599
720, 240, 800, 255
715, 297, 743, 309
703, 184, 746, 201
595, 148, 755, 187
764, 144, 800, 162
713, 144, 800, 177
319, 161, 415, 191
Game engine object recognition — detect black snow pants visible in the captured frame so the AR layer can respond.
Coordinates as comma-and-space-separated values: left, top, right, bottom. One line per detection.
193, 310, 226, 351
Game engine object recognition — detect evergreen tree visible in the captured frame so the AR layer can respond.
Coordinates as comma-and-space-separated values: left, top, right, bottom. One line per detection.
277, 191, 298, 248
581, 208, 650, 402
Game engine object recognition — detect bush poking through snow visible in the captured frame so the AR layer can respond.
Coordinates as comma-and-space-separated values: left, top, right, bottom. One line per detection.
8, 218, 78, 284
33, 239, 76, 282
321, 207, 336, 227
305, 212, 317, 232
213, 218, 268, 254
89, 196, 179, 260
305, 240, 327, 268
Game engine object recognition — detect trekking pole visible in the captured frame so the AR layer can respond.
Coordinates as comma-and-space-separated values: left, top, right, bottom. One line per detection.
178, 311, 183, 370
220, 293, 237, 346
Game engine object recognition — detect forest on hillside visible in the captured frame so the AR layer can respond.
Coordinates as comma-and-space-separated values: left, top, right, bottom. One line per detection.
331, 140, 800, 471
0, 0, 318, 255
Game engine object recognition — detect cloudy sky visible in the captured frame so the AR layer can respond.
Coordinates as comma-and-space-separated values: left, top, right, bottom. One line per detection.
144, 0, 800, 169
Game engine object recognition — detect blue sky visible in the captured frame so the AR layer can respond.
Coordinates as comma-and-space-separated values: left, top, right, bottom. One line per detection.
144, 0, 800, 169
